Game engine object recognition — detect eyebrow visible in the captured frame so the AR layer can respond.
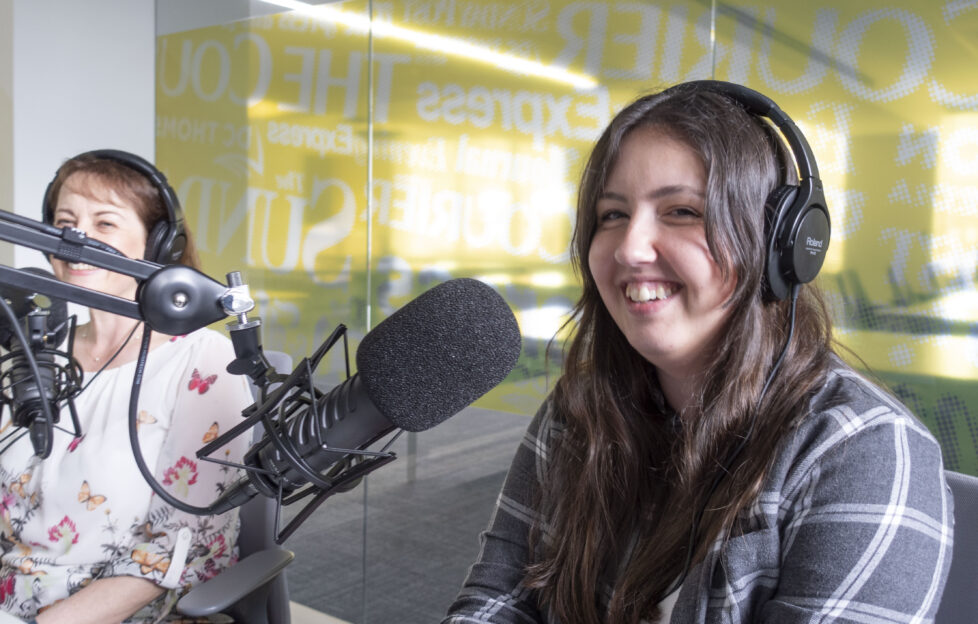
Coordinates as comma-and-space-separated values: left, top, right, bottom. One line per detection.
53, 206, 126, 217
599, 184, 705, 202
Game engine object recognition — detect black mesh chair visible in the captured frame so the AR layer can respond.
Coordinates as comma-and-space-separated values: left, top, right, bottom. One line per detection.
935, 470, 978, 624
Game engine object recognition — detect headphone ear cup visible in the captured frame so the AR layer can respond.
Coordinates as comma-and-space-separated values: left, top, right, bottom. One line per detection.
785, 203, 830, 284
764, 185, 831, 302
166, 230, 188, 265
42, 179, 56, 225
764, 185, 797, 301
144, 220, 171, 264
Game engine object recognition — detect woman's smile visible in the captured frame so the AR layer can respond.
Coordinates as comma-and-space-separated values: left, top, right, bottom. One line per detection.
624, 281, 679, 304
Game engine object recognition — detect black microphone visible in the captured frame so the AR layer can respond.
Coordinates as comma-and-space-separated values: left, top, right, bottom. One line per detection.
0, 267, 81, 458
210, 277, 522, 515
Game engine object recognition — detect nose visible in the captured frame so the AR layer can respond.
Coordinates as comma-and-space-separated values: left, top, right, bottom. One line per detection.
613, 212, 658, 266
68, 215, 93, 236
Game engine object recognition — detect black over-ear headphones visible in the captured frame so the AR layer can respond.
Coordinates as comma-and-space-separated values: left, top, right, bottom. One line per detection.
42, 149, 187, 265
679, 80, 831, 301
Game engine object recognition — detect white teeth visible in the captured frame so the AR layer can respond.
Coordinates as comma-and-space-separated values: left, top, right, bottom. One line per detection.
68, 262, 97, 271
626, 283, 675, 302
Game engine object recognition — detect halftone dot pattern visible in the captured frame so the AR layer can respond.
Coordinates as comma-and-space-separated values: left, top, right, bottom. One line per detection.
853, 301, 878, 331
934, 393, 966, 471
829, 270, 880, 330
822, 287, 847, 324
879, 227, 914, 296
826, 187, 864, 241
888, 179, 914, 204
883, 179, 978, 217
888, 343, 913, 368
723, 7, 760, 86
918, 233, 975, 294
931, 0, 978, 112
892, 382, 960, 470
804, 101, 855, 176
756, 7, 834, 94
905, 319, 948, 344
891, 381, 925, 415
887, 178, 978, 217
658, 4, 689, 83
931, 184, 978, 217
603, 4, 657, 80
878, 231, 969, 298
686, 10, 717, 81
927, 79, 978, 111
876, 222, 978, 357
895, 123, 939, 169
966, 411, 978, 472
835, 8, 935, 103
943, 127, 978, 177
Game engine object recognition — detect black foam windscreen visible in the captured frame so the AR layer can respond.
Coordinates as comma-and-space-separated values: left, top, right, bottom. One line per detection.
0, 268, 69, 350
356, 278, 522, 432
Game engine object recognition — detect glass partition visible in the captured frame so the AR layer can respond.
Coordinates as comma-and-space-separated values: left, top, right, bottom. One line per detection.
155, 1, 978, 620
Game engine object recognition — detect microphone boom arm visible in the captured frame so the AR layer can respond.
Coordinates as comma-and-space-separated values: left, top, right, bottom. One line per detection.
0, 210, 233, 335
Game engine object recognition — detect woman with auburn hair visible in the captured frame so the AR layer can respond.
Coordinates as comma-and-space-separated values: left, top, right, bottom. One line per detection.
0, 151, 252, 623
444, 82, 952, 623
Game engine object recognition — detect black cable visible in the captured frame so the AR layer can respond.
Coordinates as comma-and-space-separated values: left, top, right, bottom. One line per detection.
0, 429, 31, 456
126, 323, 217, 514
662, 282, 801, 600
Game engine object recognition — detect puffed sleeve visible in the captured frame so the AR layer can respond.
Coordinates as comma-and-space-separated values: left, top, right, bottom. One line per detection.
442, 400, 554, 624
113, 331, 253, 591
760, 409, 954, 622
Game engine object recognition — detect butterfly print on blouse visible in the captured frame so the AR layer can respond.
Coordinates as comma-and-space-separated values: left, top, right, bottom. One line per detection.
17, 557, 46, 576
78, 481, 106, 511
9, 473, 30, 498
131, 549, 170, 575
140, 521, 166, 541
202, 422, 219, 444
188, 369, 218, 394
136, 410, 157, 429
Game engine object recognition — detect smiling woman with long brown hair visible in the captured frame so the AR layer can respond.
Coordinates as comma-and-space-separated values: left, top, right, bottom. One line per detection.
444, 82, 952, 624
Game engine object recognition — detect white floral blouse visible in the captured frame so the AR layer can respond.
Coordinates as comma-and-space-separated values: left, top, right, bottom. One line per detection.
0, 328, 253, 621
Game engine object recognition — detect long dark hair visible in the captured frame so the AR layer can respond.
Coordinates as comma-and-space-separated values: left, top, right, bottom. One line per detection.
525, 85, 834, 623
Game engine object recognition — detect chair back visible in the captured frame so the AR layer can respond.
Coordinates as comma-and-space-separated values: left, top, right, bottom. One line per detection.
935, 470, 978, 623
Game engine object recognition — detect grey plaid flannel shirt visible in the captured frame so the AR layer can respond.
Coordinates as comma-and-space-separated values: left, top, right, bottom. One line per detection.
444, 358, 953, 623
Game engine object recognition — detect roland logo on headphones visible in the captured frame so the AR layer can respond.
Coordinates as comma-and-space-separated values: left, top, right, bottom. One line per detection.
805, 236, 825, 254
